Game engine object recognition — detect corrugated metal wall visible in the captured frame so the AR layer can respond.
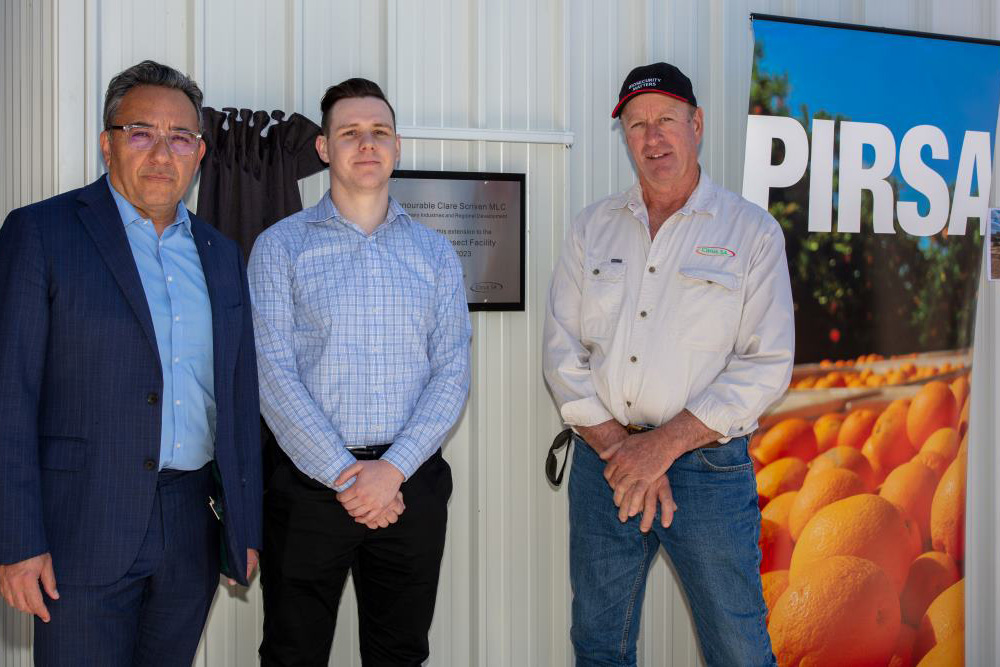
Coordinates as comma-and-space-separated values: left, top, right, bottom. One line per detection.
1, 1, 998, 665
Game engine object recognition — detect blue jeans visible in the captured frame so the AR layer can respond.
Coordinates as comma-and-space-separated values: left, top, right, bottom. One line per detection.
568, 436, 775, 667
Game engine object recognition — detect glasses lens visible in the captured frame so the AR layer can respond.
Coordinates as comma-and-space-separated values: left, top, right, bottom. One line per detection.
126, 127, 156, 150
168, 133, 199, 155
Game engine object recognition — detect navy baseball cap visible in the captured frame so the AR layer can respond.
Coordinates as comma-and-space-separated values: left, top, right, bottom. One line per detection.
611, 62, 697, 118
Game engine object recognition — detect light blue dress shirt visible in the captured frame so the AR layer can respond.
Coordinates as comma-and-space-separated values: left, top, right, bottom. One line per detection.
108, 177, 216, 470
248, 192, 471, 490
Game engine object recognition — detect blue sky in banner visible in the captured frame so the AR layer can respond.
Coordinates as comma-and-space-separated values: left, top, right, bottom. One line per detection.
754, 19, 1000, 208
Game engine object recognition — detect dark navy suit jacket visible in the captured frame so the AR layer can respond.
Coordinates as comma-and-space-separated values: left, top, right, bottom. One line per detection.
0, 177, 262, 586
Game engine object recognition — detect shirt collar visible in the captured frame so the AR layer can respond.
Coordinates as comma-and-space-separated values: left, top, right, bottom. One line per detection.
312, 190, 410, 231
611, 168, 718, 219
106, 174, 192, 234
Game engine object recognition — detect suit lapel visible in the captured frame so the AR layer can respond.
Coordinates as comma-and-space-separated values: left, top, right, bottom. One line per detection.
190, 216, 229, 383
76, 178, 160, 362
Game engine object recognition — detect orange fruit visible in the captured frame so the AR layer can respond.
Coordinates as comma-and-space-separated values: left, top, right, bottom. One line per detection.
837, 408, 879, 450
915, 631, 963, 666
957, 432, 967, 459
796, 376, 817, 389
760, 569, 789, 623
790, 494, 920, 593
754, 418, 818, 466
888, 624, 916, 667
880, 460, 939, 546
950, 376, 969, 409
957, 396, 970, 437
919, 427, 959, 464
863, 430, 915, 485
806, 445, 877, 492
900, 551, 960, 627
930, 453, 966, 563
912, 450, 949, 480
760, 491, 797, 531
914, 579, 964, 662
789, 468, 867, 541
756, 457, 808, 503
866, 374, 887, 387
759, 518, 793, 573
813, 413, 845, 454
769, 555, 900, 667
907, 381, 958, 449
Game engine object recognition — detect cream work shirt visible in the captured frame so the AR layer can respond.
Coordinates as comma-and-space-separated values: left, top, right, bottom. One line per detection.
543, 171, 794, 441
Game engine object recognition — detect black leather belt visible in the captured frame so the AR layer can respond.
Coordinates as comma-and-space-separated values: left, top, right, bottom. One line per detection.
347, 444, 392, 460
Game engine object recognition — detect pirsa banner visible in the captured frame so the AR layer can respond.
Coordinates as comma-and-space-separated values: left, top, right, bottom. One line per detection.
742, 16, 1000, 666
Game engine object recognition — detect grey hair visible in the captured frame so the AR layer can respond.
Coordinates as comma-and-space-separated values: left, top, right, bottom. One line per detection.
102, 60, 204, 131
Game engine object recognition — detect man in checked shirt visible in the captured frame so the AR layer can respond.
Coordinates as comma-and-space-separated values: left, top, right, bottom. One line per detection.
248, 78, 471, 667
543, 63, 794, 666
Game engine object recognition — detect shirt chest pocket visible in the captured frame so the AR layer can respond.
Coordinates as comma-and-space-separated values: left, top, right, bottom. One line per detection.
581, 259, 627, 342
669, 266, 743, 352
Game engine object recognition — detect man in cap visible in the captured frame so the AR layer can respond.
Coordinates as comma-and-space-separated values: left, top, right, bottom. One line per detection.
543, 62, 794, 666
0, 60, 262, 665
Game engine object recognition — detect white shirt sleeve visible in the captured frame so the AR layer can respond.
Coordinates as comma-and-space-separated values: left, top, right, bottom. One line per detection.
685, 218, 795, 439
542, 217, 616, 427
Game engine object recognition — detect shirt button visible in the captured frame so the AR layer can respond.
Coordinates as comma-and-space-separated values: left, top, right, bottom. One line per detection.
592, 268, 600, 275
166, 275, 173, 282
648, 266, 656, 273
147, 392, 159, 405
626, 400, 632, 407
174, 315, 180, 322
640, 310, 648, 318
174, 399, 181, 406
175, 442, 182, 449
173, 357, 180, 364
144, 459, 156, 471
630, 355, 638, 363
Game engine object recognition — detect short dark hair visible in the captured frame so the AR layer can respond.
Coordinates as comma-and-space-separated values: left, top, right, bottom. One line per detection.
103, 60, 204, 131
320, 78, 396, 135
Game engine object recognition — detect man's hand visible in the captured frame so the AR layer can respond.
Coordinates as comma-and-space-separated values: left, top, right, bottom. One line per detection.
335, 460, 406, 524
357, 492, 406, 529
576, 419, 629, 456
638, 476, 677, 533
600, 430, 675, 522
227, 548, 259, 587
0, 553, 59, 622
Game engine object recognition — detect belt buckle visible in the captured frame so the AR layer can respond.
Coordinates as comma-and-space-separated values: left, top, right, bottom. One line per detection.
626, 423, 654, 434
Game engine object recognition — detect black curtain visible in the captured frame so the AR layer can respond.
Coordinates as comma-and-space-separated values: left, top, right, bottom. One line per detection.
196, 107, 328, 480
197, 107, 327, 259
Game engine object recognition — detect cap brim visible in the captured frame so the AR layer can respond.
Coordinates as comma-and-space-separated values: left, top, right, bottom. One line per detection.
611, 89, 692, 118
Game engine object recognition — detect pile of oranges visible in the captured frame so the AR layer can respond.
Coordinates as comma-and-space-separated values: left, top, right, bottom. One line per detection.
793, 361, 965, 390
753, 377, 970, 666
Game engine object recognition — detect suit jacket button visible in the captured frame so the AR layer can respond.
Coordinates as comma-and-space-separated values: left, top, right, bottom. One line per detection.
144, 459, 156, 471
147, 392, 159, 405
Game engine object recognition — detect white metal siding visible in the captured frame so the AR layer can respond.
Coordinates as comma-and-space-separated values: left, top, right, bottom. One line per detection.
1, 1, 998, 665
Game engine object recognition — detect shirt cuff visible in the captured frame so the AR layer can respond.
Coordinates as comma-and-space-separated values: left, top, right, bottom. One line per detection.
685, 395, 755, 445
380, 435, 423, 481
560, 396, 615, 428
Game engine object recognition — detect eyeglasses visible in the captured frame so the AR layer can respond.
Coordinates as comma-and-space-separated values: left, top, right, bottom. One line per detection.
545, 428, 574, 486
109, 124, 203, 156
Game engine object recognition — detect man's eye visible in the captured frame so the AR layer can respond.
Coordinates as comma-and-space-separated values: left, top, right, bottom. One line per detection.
170, 134, 195, 145
131, 129, 154, 140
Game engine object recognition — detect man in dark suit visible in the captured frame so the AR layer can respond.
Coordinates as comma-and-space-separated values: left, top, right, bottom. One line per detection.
0, 60, 262, 666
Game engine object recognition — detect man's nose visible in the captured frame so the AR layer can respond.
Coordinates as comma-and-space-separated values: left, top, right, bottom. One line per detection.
147, 134, 175, 161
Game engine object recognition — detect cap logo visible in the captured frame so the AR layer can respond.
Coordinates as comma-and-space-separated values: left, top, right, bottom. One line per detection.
695, 246, 736, 257
628, 77, 661, 92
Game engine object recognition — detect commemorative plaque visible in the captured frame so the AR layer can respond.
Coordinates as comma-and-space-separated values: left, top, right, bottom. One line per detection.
389, 170, 526, 311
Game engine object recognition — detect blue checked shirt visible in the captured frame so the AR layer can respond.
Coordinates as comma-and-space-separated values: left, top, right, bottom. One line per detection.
248, 192, 471, 489
108, 177, 216, 471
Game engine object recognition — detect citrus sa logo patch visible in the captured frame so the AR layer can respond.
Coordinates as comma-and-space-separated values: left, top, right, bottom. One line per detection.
695, 245, 736, 257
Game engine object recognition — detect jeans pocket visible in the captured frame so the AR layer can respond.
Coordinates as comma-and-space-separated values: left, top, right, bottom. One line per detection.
695, 435, 754, 472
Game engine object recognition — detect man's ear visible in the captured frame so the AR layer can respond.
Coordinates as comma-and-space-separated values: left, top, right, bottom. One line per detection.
316, 134, 330, 164
99, 130, 112, 167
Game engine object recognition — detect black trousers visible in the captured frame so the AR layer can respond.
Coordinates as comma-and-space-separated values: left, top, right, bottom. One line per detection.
259, 450, 452, 667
